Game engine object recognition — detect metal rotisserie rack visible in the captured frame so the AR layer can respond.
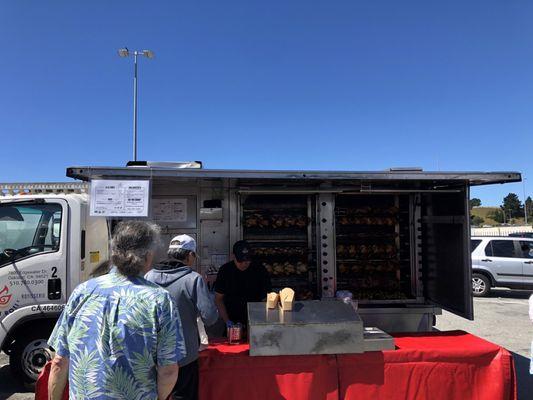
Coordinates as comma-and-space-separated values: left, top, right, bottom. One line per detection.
334, 194, 413, 302
242, 194, 317, 300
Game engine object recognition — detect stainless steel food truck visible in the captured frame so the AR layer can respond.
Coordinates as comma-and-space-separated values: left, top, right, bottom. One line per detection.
0, 162, 521, 381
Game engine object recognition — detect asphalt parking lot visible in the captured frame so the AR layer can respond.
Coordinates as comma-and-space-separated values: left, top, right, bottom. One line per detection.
1, 289, 532, 400
0, 351, 32, 400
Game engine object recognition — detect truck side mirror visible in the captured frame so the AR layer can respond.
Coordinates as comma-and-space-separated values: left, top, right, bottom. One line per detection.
0, 206, 24, 222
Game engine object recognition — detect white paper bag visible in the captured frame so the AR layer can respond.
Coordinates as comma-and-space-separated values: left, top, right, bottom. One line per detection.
197, 317, 209, 351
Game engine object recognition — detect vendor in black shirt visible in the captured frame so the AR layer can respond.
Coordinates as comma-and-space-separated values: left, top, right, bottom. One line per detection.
214, 240, 271, 326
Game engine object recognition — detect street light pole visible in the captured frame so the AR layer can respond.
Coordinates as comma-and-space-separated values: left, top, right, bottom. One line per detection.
133, 52, 138, 162
118, 47, 155, 162
523, 177, 528, 225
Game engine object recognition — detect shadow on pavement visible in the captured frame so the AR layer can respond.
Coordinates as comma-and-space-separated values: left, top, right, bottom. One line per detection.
0, 364, 32, 398
512, 351, 533, 400
488, 289, 533, 299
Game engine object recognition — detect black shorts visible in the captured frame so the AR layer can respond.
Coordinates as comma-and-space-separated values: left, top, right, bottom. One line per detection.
171, 360, 199, 400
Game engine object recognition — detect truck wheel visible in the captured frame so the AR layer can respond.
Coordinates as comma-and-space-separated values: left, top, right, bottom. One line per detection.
472, 273, 490, 297
10, 331, 55, 383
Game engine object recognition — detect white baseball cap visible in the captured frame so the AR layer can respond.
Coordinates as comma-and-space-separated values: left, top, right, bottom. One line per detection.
168, 234, 196, 252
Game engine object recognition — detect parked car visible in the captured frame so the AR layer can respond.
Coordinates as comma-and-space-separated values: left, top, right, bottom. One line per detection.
508, 232, 533, 238
471, 236, 533, 296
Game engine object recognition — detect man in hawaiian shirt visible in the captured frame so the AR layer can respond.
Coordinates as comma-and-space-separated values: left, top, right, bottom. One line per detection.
47, 221, 186, 400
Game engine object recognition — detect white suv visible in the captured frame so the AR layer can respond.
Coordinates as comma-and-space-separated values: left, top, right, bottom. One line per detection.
471, 236, 533, 296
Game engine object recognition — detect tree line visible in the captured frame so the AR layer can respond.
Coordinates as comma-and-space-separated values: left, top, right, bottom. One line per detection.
470, 193, 532, 226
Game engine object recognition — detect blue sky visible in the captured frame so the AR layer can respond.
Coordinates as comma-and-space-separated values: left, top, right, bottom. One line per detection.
1, 1, 532, 206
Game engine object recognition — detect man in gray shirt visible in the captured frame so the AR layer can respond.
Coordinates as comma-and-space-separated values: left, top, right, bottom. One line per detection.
146, 234, 218, 400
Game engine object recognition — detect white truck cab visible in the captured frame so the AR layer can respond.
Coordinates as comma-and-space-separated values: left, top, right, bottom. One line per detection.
0, 183, 109, 382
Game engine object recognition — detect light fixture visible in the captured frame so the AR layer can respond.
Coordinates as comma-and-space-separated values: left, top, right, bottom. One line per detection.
143, 50, 155, 59
118, 48, 129, 58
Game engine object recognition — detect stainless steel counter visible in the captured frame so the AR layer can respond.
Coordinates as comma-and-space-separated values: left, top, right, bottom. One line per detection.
248, 300, 364, 356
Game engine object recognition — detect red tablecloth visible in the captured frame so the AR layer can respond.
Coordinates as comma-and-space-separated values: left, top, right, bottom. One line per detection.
34, 361, 69, 400
199, 331, 516, 400
199, 341, 339, 400
35, 330, 516, 400
337, 331, 516, 400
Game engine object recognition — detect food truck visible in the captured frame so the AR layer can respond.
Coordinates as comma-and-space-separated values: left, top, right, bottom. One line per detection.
0, 162, 521, 383
68, 161, 520, 334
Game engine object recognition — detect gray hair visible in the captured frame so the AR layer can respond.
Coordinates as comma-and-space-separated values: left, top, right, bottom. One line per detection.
90, 259, 111, 278
167, 248, 193, 262
111, 221, 161, 277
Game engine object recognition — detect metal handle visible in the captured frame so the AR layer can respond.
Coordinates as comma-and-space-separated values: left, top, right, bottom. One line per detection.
525, 261, 533, 264
481, 259, 493, 262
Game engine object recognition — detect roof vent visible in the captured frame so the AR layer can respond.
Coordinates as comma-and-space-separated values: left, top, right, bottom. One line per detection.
126, 161, 203, 169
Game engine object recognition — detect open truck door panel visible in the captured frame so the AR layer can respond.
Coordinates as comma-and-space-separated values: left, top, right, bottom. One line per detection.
420, 189, 473, 320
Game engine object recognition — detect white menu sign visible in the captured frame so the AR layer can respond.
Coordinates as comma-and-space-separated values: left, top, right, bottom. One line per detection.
90, 180, 150, 217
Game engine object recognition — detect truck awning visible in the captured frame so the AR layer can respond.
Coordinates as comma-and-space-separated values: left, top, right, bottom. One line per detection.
66, 166, 521, 187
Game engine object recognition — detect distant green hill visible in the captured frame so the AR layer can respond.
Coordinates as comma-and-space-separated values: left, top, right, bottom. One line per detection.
471, 206, 526, 226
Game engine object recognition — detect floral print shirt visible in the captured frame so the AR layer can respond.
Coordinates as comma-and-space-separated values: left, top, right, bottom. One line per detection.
48, 268, 186, 399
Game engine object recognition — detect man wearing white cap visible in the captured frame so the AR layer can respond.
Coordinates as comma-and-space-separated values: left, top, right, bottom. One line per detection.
145, 235, 218, 400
